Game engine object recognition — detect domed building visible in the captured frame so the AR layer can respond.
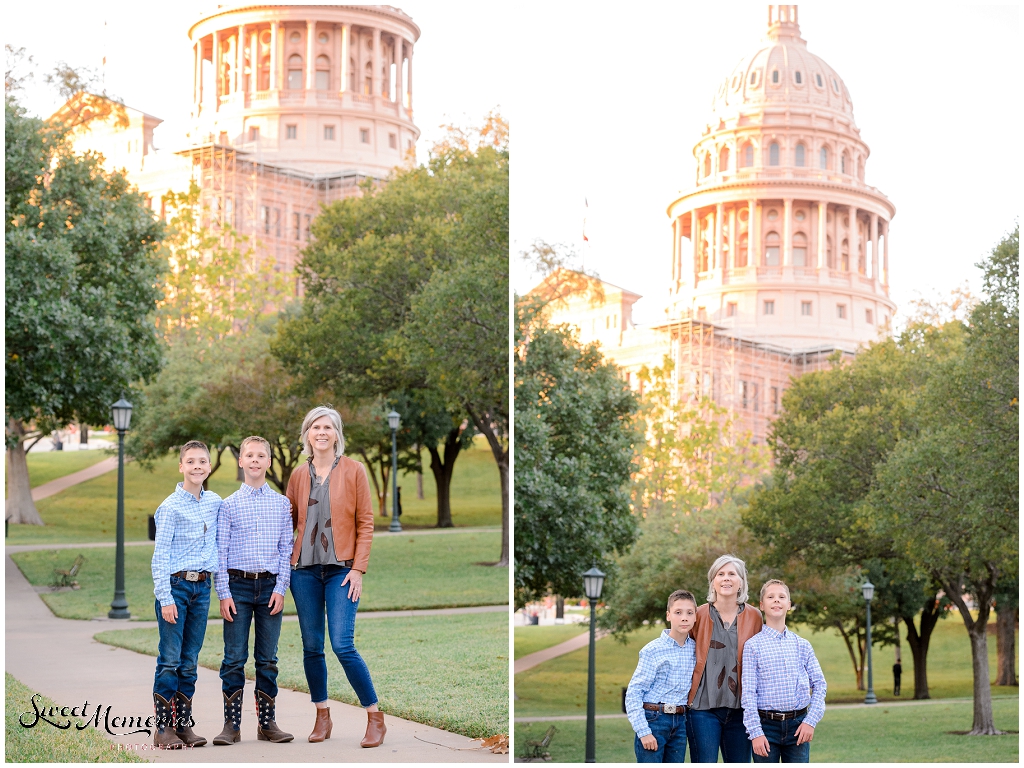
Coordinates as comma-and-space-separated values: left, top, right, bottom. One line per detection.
541, 5, 895, 442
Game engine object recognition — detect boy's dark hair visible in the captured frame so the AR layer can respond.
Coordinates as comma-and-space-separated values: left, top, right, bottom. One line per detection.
759, 578, 791, 601
178, 440, 211, 462
667, 589, 697, 611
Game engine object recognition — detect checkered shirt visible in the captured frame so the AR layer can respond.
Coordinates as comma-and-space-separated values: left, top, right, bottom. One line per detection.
625, 630, 696, 738
151, 483, 221, 607
215, 482, 294, 600
741, 625, 827, 739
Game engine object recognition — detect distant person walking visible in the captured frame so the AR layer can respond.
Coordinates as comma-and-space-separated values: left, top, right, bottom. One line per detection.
892, 662, 902, 697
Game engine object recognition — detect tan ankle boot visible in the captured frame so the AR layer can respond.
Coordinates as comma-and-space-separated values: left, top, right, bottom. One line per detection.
308, 707, 332, 743
360, 711, 386, 748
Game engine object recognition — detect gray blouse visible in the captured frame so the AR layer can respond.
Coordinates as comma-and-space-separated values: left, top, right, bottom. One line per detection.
692, 603, 744, 710
296, 457, 346, 568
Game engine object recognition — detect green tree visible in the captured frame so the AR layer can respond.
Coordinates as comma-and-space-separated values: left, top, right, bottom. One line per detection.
5, 93, 164, 524
514, 309, 640, 607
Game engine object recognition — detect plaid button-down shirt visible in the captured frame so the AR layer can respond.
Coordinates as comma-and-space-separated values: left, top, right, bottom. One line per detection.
625, 629, 697, 738
741, 625, 827, 739
215, 482, 294, 600
151, 483, 221, 607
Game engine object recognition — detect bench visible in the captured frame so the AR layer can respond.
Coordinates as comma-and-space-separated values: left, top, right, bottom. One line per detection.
52, 554, 85, 588
522, 725, 556, 761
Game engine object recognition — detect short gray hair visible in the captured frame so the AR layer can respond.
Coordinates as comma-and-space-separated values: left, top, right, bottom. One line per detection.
706, 554, 750, 605
299, 405, 345, 457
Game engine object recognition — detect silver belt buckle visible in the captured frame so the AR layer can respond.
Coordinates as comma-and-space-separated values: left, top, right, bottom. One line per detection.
663, 704, 677, 714
186, 571, 200, 582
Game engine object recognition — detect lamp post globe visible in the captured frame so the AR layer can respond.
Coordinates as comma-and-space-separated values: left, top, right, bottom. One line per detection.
388, 410, 402, 533
583, 565, 606, 763
862, 581, 877, 704
108, 397, 133, 619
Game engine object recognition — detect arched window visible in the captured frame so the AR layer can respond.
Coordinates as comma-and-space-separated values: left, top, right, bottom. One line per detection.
743, 143, 754, 168
792, 232, 808, 266
349, 58, 356, 91
841, 152, 848, 174
826, 236, 834, 269
795, 143, 806, 167
840, 239, 850, 272
364, 61, 372, 95
287, 54, 303, 90
258, 56, 270, 91
703, 152, 712, 178
764, 232, 780, 266
858, 234, 866, 274
738, 234, 749, 268
794, 70, 802, 84
819, 146, 828, 170
719, 147, 730, 172
315, 55, 330, 90
769, 142, 780, 166
772, 70, 779, 84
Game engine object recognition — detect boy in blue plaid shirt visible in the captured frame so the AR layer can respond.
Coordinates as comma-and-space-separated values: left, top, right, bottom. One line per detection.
212, 436, 295, 746
741, 580, 826, 763
625, 589, 698, 762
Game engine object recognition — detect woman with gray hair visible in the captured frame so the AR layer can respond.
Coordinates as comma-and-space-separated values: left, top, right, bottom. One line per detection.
685, 554, 763, 763
286, 405, 385, 748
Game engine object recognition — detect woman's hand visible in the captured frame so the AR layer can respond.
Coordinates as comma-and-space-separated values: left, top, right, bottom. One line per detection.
342, 569, 363, 602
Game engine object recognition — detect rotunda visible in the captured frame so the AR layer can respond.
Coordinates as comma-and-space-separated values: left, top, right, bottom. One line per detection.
188, 5, 420, 177
666, 5, 895, 349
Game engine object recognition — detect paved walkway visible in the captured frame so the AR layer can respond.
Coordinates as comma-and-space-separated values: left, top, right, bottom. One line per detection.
6, 554, 506, 762
514, 630, 608, 674
30, 456, 119, 501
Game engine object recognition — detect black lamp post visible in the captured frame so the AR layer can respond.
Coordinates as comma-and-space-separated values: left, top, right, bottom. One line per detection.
862, 581, 877, 704
387, 410, 402, 533
108, 397, 133, 619
583, 566, 606, 764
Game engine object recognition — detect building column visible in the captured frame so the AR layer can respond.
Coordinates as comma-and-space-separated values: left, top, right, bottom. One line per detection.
817, 201, 827, 268
727, 206, 736, 271
883, 219, 890, 285
869, 212, 879, 281
692, 210, 700, 277
306, 21, 316, 89
250, 29, 258, 92
270, 23, 278, 89
848, 205, 858, 273
372, 28, 381, 97
337, 24, 346, 92
671, 218, 678, 282
782, 197, 793, 265
748, 199, 759, 267
394, 37, 404, 106
236, 26, 246, 94
406, 43, 413, 111
193, 42, 200, 108
714, 203, 724, 272
212, 30, 220, 109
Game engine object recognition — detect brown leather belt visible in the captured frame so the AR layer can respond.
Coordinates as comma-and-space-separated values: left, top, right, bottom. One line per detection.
172, 571, 210, 582
228, 569, 275, 580
643, 703, 688, 714
758, 707, 808, 721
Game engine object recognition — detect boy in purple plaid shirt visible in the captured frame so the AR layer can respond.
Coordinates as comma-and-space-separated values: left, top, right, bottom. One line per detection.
212, 436, 295, 746
741, 580, 826, 763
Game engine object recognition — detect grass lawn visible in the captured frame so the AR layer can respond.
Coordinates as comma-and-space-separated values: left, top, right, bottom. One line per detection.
515, 624, 590, 659
5, 673, 142, 763
6, 441, 500, 546
514, 617, 1018, 717
5, 449, 112, 494
10, 531, 507, 620
95, 611, 508, 739
514, 697, 1019, 762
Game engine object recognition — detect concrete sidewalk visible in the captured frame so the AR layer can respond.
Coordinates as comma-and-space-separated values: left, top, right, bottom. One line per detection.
6, 554, 506, 762
30, 456, 119, 501
514, 630, 608, 674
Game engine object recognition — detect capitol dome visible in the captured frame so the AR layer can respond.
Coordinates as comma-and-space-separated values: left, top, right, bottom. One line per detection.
710, 7, 853, 122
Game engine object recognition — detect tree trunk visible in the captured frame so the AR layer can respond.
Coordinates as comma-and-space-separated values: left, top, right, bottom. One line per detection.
466, 406, 508, 567
357, 449, 388, 516
417, 470, 424, 500
427, 426, 464, 528
903, 595, 941, 699
79, 423, 89, 444
995, 607, 1018, 686
837, 620, 863, 690
229, 445, 244, 482
946, 580, 1003, 735
6, 418, 44, 526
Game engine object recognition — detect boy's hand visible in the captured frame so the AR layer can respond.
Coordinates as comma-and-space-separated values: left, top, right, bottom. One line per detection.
268, 593, 284, 615
220, 598, 236, 622
161, 604, 178, 624
341, 569, 362, 602
795, 722, 815, 745
752, 735, 771, 757
640, 734, 658, 750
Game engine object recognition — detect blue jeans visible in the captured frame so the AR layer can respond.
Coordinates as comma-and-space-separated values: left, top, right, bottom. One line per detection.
752, 713, 810, 763
153, 575, 211, 701
219, 573, 283, 698
290, 564, 378, 707
634, 709, 687, 762
687, 707, 751, 763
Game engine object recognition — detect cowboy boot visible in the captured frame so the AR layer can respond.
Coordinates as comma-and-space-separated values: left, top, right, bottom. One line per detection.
173, 692, 207, 747
308, 707, 332, 743
255, 690, 294, 743
212, 689, 243, 745
152, 693, 184, 749
360, 710, 386, 748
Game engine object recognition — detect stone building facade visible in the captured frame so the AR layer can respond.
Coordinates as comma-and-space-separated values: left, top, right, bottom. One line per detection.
541, 6, 896, 443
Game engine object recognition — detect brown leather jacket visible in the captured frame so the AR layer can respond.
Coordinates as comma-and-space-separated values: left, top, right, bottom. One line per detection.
286, 455, 374, 573
687, 602, 764, 705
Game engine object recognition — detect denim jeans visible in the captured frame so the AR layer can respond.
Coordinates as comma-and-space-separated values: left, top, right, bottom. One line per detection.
634, 710, 688, 763
291, 564, 378, 707
153, 575, 211, 701
219, 573, 283, 698
687, 707, 752, 763
752, 712, 810, 763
